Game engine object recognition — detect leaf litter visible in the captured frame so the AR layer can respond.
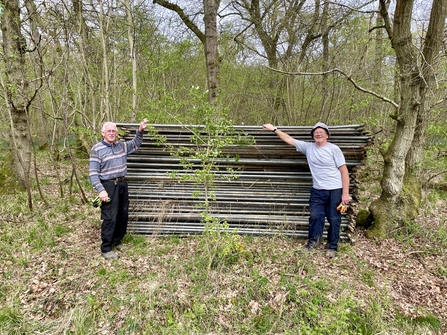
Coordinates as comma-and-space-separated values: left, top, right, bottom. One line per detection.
1, 162, 447, 334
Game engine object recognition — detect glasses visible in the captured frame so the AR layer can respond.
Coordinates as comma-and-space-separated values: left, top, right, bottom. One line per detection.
313, 131, 327, 135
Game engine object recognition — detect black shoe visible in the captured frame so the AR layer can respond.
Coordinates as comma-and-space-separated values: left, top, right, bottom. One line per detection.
102, 250, 118, 260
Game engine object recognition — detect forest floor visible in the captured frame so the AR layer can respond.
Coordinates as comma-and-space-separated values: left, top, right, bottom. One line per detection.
1, 157, 447, 334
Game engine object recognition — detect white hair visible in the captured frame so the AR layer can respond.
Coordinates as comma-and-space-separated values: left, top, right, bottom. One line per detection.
101, 122, 117, 132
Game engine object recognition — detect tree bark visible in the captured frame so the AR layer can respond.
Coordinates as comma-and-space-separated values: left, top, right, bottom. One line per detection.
124, 0, 138, 122
405, 0, 447, 172
99, 0, 112, 120
0, 0, 32, 195
320, 0, 329, 121
204, 0, 221, 103
367, 0, 447, 238
153, 0, 221, 104
73, 0, 101, 139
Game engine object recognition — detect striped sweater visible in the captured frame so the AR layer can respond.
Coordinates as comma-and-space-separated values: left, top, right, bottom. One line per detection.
89, 130, 143, 193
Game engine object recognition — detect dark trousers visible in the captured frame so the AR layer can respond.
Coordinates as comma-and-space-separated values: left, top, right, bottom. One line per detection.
307, 187, 342, 250
100, 180, 129, 253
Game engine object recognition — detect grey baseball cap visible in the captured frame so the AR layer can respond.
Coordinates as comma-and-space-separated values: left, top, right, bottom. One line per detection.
311, 122, 330, 137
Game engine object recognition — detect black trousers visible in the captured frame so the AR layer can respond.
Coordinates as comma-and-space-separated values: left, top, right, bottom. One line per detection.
100, 180, 129, 253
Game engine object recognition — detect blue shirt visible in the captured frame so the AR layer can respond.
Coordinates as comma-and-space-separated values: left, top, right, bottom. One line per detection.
89, 130, 143, 193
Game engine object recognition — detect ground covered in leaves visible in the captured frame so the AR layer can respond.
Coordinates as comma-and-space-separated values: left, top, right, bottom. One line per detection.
1, 203, 446, 334
1, 160, 446, 334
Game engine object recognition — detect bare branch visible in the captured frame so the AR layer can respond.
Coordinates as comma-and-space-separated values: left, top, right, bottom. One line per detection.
378, 0, 393, 41
431, 97, 447, 109
329, 0, 378, 14
427, 169, 447, 184
153, 0, 205, 43
368, 25, 386, 33
266, 66, 399, 108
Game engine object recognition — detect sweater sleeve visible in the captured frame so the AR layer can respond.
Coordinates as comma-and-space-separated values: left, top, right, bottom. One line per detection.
126, 129, 144, 154
89, 147, 105, 193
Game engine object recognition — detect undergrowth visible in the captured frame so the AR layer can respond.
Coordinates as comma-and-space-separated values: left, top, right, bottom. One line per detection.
0, 154, 446, 334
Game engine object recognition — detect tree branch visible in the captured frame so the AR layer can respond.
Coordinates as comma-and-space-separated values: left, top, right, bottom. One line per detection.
266, 66, 399, 108
431, 97, 447, 109
329, 0, 378, 14
427, 169, 447, 184
153, 0, 205, 43
378, 0, 393, 42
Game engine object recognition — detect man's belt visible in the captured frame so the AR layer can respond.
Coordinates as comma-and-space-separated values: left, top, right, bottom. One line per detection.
103, 177, 125, 184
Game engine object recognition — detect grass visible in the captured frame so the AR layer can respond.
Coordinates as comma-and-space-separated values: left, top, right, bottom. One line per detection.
0, 160, 446, 334
1, 208, 444, 335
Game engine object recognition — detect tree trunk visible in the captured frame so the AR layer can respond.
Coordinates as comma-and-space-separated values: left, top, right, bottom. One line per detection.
371, 5, 389, 128
73, 0, 100, 139
124, 0, 138, 122
367, 0, 447, 238
405, 0, 447, 175
320, 0, 329, 121
242, 0, 320, 122
0, 0, 32, 194
203, 0, 221, 104
153, 0, 221, 104
99, 0, 111, 120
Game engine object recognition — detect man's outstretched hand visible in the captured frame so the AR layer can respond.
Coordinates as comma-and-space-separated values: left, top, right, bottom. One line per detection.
139, 118, 148, 132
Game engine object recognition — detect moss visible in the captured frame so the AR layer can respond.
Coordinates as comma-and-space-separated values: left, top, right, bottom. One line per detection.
0, 154, 25, 194
400, 174, 422, 220
366, 198, 394, 239
366, 175, 422, 239
356, 209, 373, 228
365, 222, 387, 239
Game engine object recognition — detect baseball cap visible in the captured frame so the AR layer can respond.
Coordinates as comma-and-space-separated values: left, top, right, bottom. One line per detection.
311, 122, 330, 137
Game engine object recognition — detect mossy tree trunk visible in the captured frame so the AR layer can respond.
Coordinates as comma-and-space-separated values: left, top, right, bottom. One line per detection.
0, 0, 32, 196
367, 0, 447, 238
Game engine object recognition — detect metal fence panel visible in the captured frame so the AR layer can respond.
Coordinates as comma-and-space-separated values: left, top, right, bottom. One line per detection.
116, 123, 372, 240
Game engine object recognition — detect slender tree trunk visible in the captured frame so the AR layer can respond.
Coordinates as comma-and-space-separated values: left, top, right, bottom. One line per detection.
320, 0, 329, 121
203, 0, 221, 104
405, 0, 447, 172
99, 0, 111, 120
401, 0, 447, 220
25, 0, 48, 150
0, 0, 32, 198
73, 0, 100, 140
371, 6, 388, 128
153, 0, 221, 103
124, 0, 138, 122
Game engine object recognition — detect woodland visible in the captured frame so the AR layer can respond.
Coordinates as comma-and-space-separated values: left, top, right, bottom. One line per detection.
1, 1, 447, 334
1, 0, 447, 236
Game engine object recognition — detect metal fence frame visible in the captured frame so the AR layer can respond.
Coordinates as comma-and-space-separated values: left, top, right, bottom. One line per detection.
116, 123, 372, 240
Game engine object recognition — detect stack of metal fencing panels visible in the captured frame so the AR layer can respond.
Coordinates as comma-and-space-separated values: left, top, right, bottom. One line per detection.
116, 123, 372, 239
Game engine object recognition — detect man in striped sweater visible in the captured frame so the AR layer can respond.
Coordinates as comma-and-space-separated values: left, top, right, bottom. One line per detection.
89, 119, 148, 260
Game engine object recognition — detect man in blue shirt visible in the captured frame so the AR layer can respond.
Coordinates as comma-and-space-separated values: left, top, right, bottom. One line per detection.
263, 122, 350, 258
89, 119, 148, 259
